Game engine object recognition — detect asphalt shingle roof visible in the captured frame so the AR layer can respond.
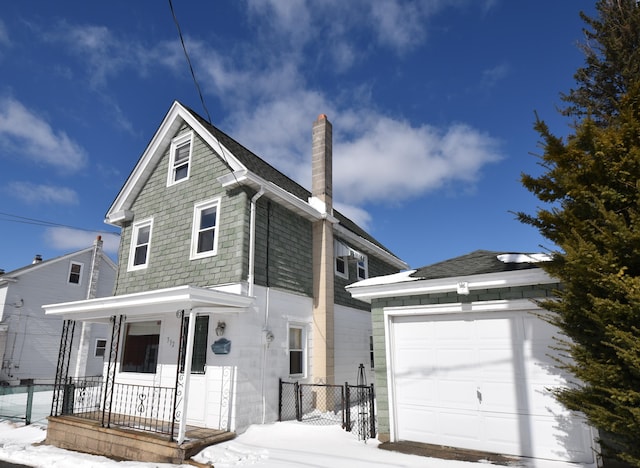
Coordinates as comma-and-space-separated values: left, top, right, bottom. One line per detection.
410, 250, 542, 280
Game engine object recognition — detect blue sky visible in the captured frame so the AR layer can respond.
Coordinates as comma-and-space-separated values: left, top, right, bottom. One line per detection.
0, 1, 596, 273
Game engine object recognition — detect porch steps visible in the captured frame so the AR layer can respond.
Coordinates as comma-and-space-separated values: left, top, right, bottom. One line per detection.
45, 415, 235, 464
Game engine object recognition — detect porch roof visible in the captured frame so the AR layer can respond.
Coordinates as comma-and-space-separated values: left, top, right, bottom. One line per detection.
43, 285, 254, 322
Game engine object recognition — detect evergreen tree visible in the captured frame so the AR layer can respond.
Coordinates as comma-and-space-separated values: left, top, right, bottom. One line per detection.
518, 1, 640, 465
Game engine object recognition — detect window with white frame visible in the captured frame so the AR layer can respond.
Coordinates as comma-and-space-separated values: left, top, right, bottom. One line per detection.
288, 325, 306, 377
68, 261, 83, 284
357, 255, 368, 281
128, 219, 153, 270
167, 132, 193, 185
121, 321, 160, 373
190, 198, 220, 259
335, 255, 348, 279
95, 339, 107, 358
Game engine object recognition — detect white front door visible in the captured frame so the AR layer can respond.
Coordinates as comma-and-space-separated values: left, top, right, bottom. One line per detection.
389, 310, 595, 463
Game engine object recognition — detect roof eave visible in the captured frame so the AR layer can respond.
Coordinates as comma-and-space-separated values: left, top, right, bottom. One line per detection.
347, 267, 556, 303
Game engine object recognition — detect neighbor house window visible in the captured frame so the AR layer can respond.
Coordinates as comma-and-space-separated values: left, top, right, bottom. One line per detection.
95, 339, 107, 358
190, 198, 220, 259
128, 218, 153, 270
167, 132, 193, 185
68, 261, 83, 284
180, 315, 209, 374
121, 321, 160, 373
357, 255, 368, 281
369, 335, 375, 369
288, 325, 306, 377
335, 256, 348, 279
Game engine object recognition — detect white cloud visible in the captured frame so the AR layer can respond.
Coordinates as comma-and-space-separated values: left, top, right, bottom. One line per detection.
481, 63, 510, 88
0, 97, 87, 170
46, 227, 120, 255
7, 182, 79, 205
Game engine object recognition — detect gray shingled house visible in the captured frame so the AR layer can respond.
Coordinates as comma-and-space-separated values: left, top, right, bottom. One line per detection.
347, 250, 599, 466
42, 101, 407, 463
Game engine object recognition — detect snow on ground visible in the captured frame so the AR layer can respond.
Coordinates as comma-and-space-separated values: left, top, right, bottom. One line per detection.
0, 420, 596, 468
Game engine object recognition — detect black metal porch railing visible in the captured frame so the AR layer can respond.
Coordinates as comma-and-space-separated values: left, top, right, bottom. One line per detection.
56, 377, 179, 437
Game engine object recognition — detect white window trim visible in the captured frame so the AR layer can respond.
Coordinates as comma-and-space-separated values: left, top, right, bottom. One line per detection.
288, 323, 307, 378
68, 261, 84, 285
167, 131, 193, 186
95, 338, 107, 358
128, 218, 153, 271
190, 198, 221, 260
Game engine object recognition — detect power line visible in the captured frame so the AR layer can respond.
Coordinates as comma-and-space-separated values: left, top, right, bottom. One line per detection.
169, 0, 212, 124
0, 211, 119, 236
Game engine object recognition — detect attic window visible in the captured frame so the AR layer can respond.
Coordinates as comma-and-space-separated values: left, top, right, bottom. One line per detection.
168, 132, 193, 185
68, 262, 83, 285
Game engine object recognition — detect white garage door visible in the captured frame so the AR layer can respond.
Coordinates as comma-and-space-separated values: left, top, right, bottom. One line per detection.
390, 311, 595, 463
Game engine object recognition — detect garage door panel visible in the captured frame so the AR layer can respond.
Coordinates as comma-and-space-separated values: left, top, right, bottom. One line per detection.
391, 311, 595, 464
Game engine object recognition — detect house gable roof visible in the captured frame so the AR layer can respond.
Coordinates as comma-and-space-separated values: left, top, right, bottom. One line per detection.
105, 101, 407, 269
0, 247, 117, 284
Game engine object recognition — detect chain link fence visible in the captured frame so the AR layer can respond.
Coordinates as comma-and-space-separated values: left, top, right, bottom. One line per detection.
279, 379, 376, 440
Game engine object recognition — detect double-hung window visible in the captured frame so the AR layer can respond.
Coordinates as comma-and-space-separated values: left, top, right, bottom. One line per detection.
357, 255, 368, 281
191, 198, 220, 259
95, 339, 107, 358
68, 261, 83, 284
288, 325, 306, 377
128, 219, 153, 270
335, 255, 348, 279
168, 132, 193, 185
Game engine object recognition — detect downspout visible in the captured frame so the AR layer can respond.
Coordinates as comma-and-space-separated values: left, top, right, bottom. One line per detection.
248, 188, 265, 297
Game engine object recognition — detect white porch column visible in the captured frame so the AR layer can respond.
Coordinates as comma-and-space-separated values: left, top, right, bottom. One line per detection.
177, 309, 196, 443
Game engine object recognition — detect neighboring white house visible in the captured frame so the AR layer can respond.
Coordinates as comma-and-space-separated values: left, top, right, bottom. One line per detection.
347, 250, 599, 466
0, 237, 116, 385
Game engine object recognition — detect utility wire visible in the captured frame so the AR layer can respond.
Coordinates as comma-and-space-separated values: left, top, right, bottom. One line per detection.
169, 0, 212, 124
0, 211, 119, 236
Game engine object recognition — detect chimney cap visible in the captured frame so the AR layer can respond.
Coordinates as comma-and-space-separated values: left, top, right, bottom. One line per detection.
317, 113, 328, 120
32, 254, 43, 264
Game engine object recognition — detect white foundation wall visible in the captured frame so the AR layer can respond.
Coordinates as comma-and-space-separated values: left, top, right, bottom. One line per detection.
333, 304, 374, 386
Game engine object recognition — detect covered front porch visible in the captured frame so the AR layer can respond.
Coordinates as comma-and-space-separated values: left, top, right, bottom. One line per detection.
43, 285, 254, 464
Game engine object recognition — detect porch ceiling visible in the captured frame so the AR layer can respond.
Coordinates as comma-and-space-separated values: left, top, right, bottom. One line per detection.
43, 285, 254, 322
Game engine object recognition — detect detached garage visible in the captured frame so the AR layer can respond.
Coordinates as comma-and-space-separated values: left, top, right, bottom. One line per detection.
347, 250, 598, 466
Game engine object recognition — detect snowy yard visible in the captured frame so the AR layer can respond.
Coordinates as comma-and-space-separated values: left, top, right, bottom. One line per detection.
0, 419, 596, 468
0, 387, 596, 468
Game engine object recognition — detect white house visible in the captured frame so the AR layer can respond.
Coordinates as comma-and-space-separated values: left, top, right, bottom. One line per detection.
0, 237, 116, 385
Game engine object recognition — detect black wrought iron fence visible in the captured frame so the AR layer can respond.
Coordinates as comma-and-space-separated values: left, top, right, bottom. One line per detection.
60, 376, 103, 418
278, 379, 376, 440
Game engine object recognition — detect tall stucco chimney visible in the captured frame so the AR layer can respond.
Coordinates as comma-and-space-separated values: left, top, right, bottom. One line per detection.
311, 114, 333, 211
311, 114, 335, 386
